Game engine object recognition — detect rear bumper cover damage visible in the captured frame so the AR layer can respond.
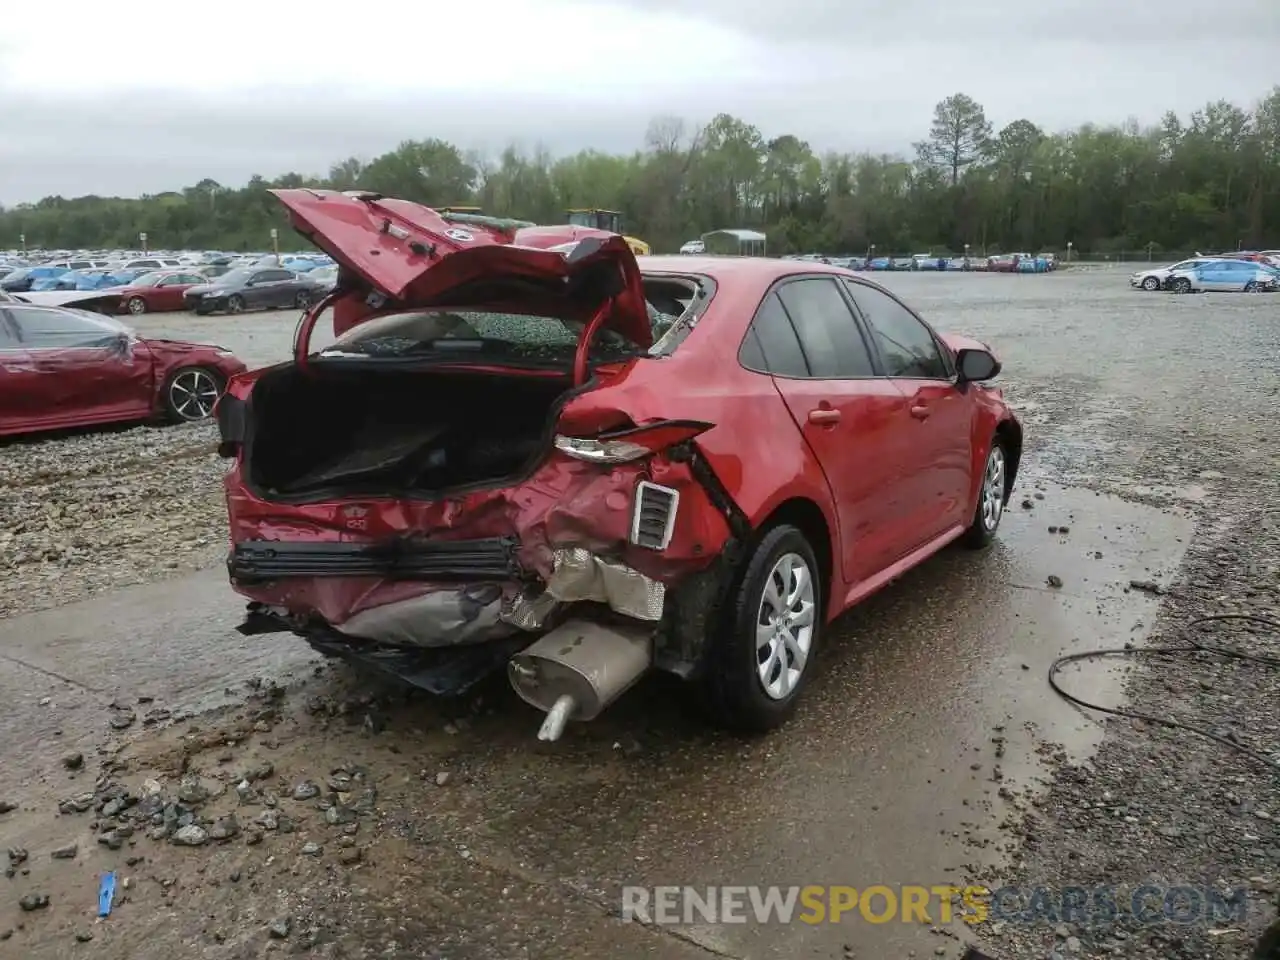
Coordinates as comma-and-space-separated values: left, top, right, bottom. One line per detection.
226, 443, 750, 700
233, 548, 671, 699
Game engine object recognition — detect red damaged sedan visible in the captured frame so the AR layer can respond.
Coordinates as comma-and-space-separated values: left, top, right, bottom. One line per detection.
0, 302, 247, 437
219, 189, 1022, 740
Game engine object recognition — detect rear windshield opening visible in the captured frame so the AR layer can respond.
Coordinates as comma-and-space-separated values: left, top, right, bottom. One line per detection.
318, 275, 708, 365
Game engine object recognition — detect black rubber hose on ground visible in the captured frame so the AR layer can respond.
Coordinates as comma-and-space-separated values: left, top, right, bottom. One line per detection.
1048, 614, 1280, 769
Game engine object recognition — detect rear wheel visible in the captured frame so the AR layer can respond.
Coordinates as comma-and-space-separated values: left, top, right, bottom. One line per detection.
961, 438, 1008, 549
126, 296, 148, 315
227, 294, 245, 314
295, 291, 313, 309
1141, 276, 1160, 291
1171, 277, 1192, 294
163, 366, 223, 423
702, 525, 822, 733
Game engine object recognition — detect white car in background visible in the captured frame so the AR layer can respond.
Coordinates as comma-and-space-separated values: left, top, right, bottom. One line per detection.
678, 239, 705, 254
1130, 257, 1219, 291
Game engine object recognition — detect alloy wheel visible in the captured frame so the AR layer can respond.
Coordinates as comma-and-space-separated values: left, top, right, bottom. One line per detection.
168, 369, 220, 421
981, 445, 1006, 531
755, 552, 816, 700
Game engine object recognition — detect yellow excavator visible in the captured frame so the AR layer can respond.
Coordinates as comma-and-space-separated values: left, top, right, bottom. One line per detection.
566, 209, 651, 256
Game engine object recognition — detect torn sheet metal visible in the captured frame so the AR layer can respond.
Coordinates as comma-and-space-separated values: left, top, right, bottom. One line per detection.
543, 548, 665, 621
329, 550, 664, 646
501, 588, 562, 632
333, 583, 520, 648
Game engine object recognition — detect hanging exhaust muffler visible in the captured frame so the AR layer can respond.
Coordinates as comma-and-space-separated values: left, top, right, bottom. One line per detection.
507, 618, 653, 742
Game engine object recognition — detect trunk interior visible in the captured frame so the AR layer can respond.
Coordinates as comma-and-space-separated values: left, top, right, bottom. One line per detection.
244, 366, 573, 499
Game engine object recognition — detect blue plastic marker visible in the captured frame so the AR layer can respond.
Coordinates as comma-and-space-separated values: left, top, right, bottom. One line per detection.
98, 872, 116, 917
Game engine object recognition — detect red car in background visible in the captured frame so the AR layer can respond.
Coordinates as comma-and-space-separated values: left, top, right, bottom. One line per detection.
218, 189, 1022, 742
106, 269, 210, 315
0, 302, 247, 437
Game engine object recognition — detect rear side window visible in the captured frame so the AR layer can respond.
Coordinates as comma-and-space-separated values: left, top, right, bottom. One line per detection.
741, 292, 808, 378
8, 307, 123, 349
775, 277, 875, 377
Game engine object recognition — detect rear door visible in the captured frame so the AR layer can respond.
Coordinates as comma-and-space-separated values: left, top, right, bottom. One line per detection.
156, 273, 204, 310
744, 276, 913, 584
841, 280, 974, 547
1195, 261, 1234, 291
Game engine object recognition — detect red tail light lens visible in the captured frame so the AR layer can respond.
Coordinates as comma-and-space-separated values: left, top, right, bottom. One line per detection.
554, 420, 713, 464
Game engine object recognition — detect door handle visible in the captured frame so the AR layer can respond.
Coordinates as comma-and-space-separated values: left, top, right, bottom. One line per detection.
808, 408, 841, 425
910, 404, 930, 420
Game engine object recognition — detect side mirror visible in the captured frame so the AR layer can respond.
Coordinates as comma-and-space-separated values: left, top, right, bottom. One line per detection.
956, 347, 1000, 383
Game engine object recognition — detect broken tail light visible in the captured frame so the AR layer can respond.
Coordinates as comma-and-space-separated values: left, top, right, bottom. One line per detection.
554, 420, 713, 464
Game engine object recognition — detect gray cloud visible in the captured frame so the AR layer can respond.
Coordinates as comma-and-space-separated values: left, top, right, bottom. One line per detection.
2, 0, 1278, 204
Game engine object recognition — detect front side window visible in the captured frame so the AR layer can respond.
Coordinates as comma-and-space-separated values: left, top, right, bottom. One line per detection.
842, 280, 949, 379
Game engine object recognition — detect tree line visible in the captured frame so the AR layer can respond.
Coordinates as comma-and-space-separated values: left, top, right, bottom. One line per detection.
3, 88, 1278, 257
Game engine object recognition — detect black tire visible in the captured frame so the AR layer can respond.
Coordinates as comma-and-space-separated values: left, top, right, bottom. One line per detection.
227, 294, 245, 314
1244, 281, 1259, 293
1171, 277, 1192, 294
162, 366, 224, 423
961, 436, 1009, 549
702, 524, 823, 733
126, 296, 148, 315
295, 291, 312, 309
1141, 276, 1160, 291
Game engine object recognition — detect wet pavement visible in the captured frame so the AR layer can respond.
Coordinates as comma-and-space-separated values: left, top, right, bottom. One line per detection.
1, 266, 1275, 958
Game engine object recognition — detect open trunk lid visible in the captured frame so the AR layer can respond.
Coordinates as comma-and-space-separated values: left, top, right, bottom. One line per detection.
271, 189, 653, 349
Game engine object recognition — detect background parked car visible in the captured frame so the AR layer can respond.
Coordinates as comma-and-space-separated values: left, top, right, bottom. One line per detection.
1, 266, 71, 292
1130, 257, 1217, 291
0, 303, 247, 437
309, 264, 338, 294
102, 270, 212, 314
182, 266, 328, 315
123, 256, 184, 271
1165, 259, 1279, 293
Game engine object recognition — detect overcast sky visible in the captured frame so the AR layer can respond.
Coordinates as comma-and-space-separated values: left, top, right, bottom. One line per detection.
1, 0, 1277, 204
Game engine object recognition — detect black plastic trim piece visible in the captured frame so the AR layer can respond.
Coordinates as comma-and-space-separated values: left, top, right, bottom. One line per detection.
227, 536, 522, 583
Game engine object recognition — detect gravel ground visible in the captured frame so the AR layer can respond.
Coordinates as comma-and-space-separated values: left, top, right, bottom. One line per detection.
0, 420, 226, 618
977, 497, 1280, 959
2, 276, 1280, 958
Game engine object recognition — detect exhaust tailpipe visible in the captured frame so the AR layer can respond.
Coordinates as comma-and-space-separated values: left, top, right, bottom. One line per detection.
507, 619, 653, 742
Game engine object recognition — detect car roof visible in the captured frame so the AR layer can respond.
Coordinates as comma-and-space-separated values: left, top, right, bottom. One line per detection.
639, 255, 854, 283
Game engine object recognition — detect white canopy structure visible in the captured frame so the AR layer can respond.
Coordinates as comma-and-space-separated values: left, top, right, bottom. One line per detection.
700, 229, 767, 256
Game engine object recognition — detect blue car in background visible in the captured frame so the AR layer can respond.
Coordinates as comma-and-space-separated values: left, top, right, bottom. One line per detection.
0, 265, 70, 292
279, 256, 321, 272
911, 254, 948, 270
48, 267, 153, 291
866, 257, 893, 270
1165, 258, 1279, 293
